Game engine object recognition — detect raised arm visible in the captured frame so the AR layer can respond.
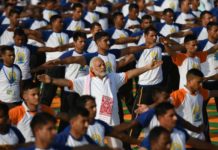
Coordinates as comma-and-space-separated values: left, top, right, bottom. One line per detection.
114, 36, 140, 45
126, 60, 162, 80
116, 54, 136, 70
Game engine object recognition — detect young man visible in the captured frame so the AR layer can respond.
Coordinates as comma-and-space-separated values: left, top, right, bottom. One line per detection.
164, 34, 218, 88
139, 102, 218, 150
19, 112, 71, 150
0, 9, 20, 45
0, 103, 25, 147
139, 126, 171, 150
170, 69, 207, 140
124, 3, 140, 33
54, 107, 96, 147
0, 46, 22, 107
9, 82, 55, 142
76, 95, 141, 148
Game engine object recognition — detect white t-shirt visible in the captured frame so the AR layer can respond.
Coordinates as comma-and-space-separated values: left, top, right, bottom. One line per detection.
136, 45, 163, 85
72, 73, 127, 125
45, 32, 69, 61
14, 45, 31, 80
0, 64, 22, 103
42, 9, 58, 22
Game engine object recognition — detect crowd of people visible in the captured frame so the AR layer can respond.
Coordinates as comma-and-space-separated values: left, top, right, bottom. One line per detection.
0, 0, 218, 149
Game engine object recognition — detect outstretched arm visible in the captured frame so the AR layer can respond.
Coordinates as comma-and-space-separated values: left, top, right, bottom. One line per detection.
37, 74, 72, 88
126, 60, 163, 80
206, 44, 218, 55
187, 137, 218, 150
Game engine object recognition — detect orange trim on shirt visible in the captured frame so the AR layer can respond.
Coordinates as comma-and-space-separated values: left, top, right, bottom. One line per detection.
170, 89, 187, 108
9, 105, 25, 125
195, 51, 208, 63
171, 53, 187, 66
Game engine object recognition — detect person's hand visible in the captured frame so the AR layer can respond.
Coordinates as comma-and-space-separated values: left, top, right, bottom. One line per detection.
37, 74, 52, 84
135, 104, 149, 114
128, 25, 137, 29
196, 124, 205, 133
45, 59, 61, 66
215, 67, 218, 70
146, 60, 163, 70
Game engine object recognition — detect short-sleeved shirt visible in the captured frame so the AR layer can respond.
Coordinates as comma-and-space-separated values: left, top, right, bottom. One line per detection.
9, 102, 55, 142
0, 125, 25, 145
135, 45, 163, 85
141, 127, 189, 150
87, 119, 112, 146
70, 73, 127, 125
170, 87, 205, 140
175, 11, 196, 25
191, 27, 208, 41
0, 64, 22, 103
54, 126, 96, 147
198, 39, 218, 77
171, 52, 207, 88
0, 25, 14, 45
59, 50, 89, 91
41, 30, 72, 61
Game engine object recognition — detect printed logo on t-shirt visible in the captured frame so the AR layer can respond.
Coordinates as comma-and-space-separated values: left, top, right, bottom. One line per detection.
119, 34, 126, 38
75, 26, 81, 31
8, 71, 16, 83
79, 65, 88, 71
171, 142, 182, 150
170, 28, 176, 34
192, 63, 200, 69
193, 104, 202, 122
105, 61, 112, 73
150, 51, 158, 60
91, 133, 102, 145
16, 52, 25, 64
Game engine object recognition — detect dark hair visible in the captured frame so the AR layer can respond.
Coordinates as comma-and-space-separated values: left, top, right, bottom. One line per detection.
163, 8, 174, 15
113, 12, 123, 20
155, 102, 174, 117
184, 34, 197, 43
144, 26, 157, 35
30, 112, 56, 136
1, 46, 14, 54
69, 106, 89, 119
73, 31, 87, 41
23, 82, 39, 92
94, 31, 110, 42
200, 11, 212, 19
9, 9, 20, 17
76, 95, 95, 108
72, 3, 83, 10
86, 0, 95, 4
0, 102, 9, 117
129, 3, 139, 11
141, 14, 152, 21
149, 126, 170, 144
90, 22, 101, 30
207, 22, 218, 31
14, 28, 27, 39
50, 15, 62, 24
186, 68, 204, 80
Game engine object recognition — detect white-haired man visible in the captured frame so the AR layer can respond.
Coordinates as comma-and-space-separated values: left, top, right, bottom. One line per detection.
37, 57, 162, 148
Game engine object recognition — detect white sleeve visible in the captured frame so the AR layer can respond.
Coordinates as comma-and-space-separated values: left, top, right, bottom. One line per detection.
112, 72, 127, 90
70, 77, 85, 95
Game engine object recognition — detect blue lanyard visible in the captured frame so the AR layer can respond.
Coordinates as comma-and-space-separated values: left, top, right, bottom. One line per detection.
2, 65, 14, 85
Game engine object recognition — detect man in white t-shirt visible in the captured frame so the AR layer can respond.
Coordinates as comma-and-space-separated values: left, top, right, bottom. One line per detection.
0, 46, 22, 108
37, 56, 162, 148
